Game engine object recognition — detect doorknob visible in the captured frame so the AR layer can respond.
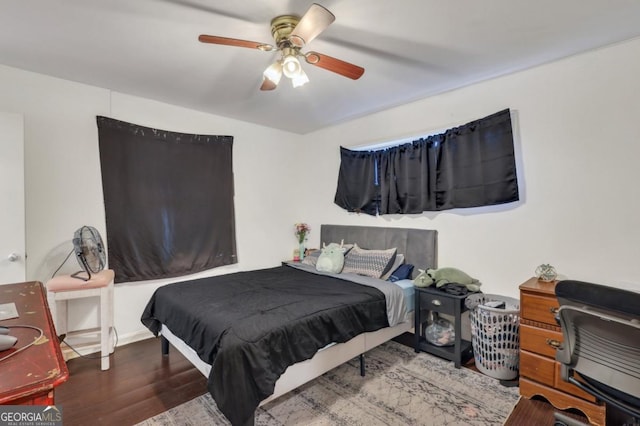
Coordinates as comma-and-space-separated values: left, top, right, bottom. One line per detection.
7, 253, 20, 262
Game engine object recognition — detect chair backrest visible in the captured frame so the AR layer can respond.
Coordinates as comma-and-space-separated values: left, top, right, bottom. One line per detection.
555, 280, 640, 418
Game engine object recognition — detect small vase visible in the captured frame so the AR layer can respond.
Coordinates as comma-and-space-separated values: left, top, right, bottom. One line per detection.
299, 243, 305, 261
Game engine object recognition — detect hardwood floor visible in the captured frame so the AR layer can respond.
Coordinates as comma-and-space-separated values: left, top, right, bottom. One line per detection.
504, 397, 589, 426
56, 337, 207, 425
56, 334, 620, 426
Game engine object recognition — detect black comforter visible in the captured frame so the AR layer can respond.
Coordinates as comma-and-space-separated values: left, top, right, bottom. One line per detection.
140, 265, 389, 425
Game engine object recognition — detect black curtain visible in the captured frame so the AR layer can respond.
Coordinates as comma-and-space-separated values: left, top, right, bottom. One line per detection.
334, 109, 519, 215
334, 146, 378, 215
379, 139, 438, 214
97, 116, 237, 283
433, 109, 518, 211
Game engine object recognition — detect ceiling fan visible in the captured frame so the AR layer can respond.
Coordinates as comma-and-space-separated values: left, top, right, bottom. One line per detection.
198, 3, 365, 90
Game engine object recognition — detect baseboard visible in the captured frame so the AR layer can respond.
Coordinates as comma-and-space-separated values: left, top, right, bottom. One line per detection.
61, 328, 154, 361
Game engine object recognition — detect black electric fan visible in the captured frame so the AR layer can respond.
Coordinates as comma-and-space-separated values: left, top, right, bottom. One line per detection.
72, 225, 106, 281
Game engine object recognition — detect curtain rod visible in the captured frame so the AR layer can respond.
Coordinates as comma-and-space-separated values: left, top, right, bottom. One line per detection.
350, 121, 458, 151
350, 109, 511, 151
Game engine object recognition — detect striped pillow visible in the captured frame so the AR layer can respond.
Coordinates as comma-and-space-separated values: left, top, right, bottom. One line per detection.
380, 253, 405, 280
342, 244, 397, 278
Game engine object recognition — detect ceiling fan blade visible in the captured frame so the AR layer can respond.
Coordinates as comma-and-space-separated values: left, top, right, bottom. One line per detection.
304, 52, 365, 80
198, 35, 273, 51
289, 3, 335, 48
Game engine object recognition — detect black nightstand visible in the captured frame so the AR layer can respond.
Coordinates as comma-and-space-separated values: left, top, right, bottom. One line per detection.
414, 286, 473, 368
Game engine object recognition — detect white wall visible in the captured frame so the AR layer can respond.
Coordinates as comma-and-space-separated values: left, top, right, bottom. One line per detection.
2, 36, 639, 350
300, 37, 640, 298
0, 65, 305, 345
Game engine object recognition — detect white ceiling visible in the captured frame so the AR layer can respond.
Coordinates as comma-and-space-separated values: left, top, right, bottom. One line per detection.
2, 1, 640, 134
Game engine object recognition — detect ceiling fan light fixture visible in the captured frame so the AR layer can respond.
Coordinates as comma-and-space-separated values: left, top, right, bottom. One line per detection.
198, 4, 365, 91
263, 61, 283, 85
291, 68, 310, 88
282, 54, 302, 78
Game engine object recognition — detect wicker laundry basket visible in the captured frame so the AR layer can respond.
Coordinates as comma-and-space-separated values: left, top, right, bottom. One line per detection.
466, 294, 520, 380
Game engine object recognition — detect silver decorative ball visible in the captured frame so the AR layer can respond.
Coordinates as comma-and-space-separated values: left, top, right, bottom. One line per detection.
535, 264, 557, 282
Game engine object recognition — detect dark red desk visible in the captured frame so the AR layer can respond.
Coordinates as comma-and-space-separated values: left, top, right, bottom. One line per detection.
0, 281, 69, 405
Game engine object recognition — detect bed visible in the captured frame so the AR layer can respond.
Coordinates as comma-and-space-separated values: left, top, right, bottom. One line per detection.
141, 224, 437, 426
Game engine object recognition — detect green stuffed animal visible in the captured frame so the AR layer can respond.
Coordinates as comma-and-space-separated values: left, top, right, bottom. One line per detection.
429, 267, 481, 292
316, 241, 347, 274
413, 267, 482, 292
413, 269, 434, 287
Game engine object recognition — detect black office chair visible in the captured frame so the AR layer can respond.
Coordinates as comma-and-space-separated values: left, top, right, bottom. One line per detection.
553, 280, 640, 426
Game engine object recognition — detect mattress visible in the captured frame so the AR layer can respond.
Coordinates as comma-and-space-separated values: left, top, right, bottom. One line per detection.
394, 279, 415, 312
141, 265, 397, 425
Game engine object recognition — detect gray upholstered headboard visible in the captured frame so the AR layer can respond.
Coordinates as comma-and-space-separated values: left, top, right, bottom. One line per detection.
320, 224, 437, 277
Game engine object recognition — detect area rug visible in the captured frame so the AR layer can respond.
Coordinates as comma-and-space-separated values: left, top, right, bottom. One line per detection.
137, 340, 519, 425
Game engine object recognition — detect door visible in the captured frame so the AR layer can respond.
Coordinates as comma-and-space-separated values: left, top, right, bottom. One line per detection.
0, 112, 25, 284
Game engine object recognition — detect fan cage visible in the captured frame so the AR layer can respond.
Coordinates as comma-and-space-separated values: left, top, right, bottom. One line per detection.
72, 225, 106, 281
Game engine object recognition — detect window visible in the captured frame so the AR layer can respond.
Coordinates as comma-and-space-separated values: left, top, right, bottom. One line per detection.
97, 117, 236, 283
335, 109, 519, 214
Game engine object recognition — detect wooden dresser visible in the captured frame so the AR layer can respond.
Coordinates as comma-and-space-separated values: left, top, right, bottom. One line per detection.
0, 281, 69, 405
519, 277, 606, 426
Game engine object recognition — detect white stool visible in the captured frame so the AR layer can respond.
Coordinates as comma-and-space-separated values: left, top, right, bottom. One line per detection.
46, 269, 115, 370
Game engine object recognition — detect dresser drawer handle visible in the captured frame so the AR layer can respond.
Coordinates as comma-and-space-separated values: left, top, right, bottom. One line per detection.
549, 307, 559, 314
431, 299, 442, 306
546, 338, 561, 349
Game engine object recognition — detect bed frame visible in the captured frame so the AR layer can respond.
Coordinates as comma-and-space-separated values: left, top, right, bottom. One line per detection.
160, 224, 437, 408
